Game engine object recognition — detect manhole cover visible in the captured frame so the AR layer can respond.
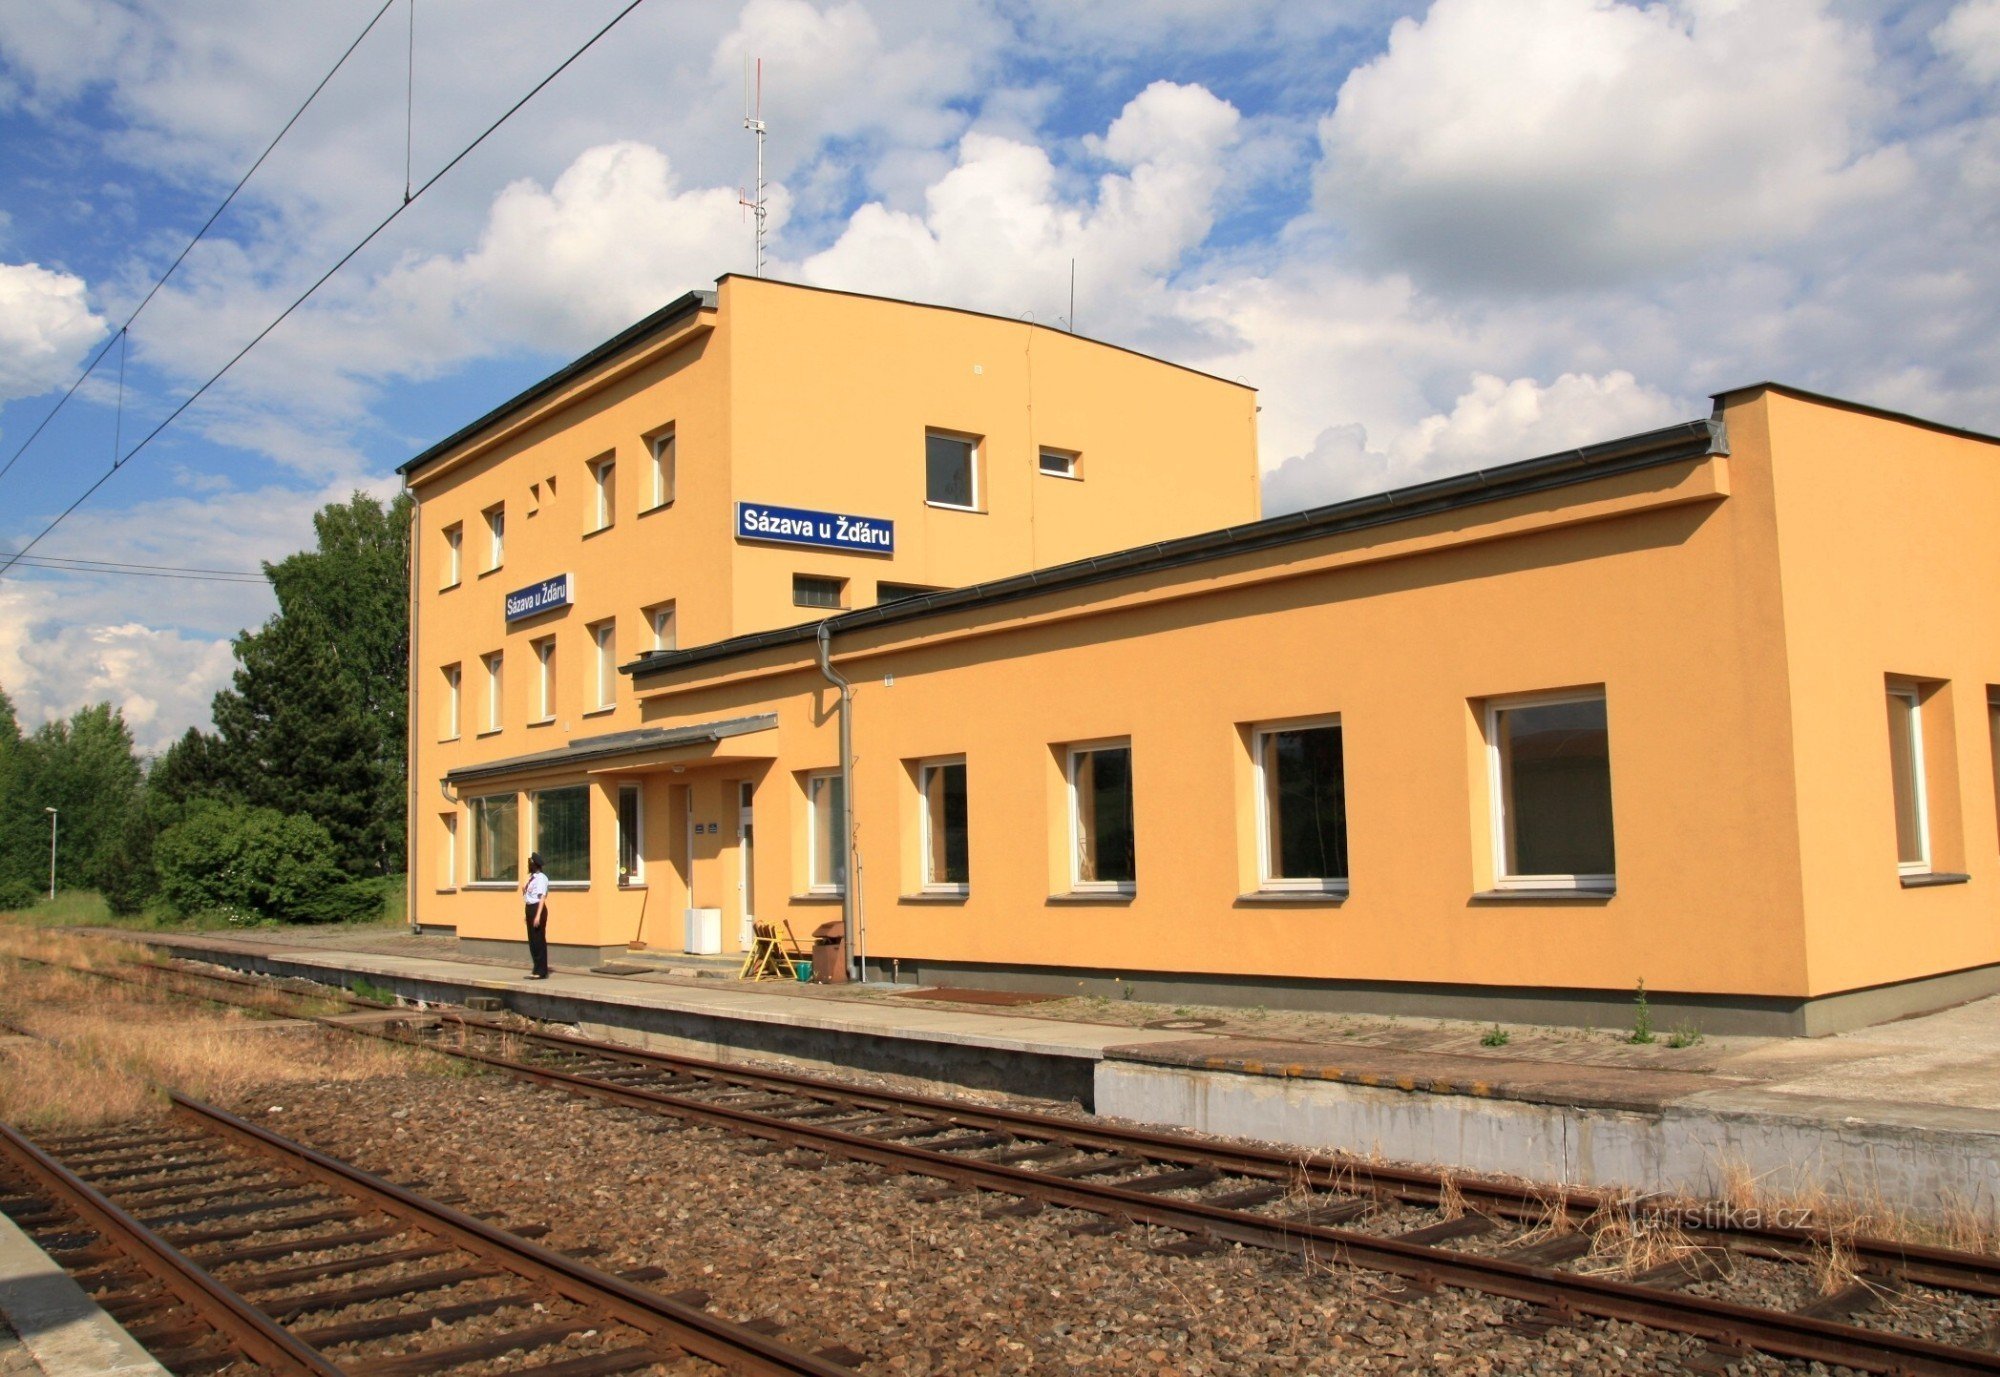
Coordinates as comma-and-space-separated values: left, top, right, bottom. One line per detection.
1144, 1017, 1226, 1031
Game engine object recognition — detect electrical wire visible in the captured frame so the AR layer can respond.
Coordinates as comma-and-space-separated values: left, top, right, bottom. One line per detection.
0, 558, 268, 585
0, 0, 400, 488
0, 0, 653, 585
0, 551, 266, 578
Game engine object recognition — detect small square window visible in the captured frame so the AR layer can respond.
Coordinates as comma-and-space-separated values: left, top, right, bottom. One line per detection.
807, 771, 846, 893
441, 524, 462, 588
925, 430, 980, 509
1488, 691, 1615, 890
919, 759, 969, 892
1254, 720, 1349, 892
1038, 448, 1080, 479
793, 574, 846, 609
877, 581, 940, 605
1068, 741, 1135, 892
646, 428, 676, 509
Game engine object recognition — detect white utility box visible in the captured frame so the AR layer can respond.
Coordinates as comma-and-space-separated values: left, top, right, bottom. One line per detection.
683, 907, 722, 955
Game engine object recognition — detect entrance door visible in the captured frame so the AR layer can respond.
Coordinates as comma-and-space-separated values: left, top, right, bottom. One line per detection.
737, 782, 756, 949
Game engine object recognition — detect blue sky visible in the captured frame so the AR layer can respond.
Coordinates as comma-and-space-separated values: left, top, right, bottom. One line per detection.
1, 0, 1997, 752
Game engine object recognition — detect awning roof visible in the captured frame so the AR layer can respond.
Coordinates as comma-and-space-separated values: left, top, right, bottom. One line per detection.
444, 713, 777, 787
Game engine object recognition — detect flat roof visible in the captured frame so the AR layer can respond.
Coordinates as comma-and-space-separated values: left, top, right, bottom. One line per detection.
445, 713, 777, 787
627, 413, 1726, 681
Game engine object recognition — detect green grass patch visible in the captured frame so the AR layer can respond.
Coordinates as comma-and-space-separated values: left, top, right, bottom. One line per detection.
0, 880, 411, 933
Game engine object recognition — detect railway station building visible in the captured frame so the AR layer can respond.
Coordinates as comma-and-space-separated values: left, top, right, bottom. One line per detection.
404, 276, 2000, 1036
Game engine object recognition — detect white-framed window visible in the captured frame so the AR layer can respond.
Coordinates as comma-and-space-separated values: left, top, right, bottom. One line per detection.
1038, 447, 1080, 479
1068, 740, 1135, 893
1253, 719, 1349, 893
877, 582, 940, 605
918, 758, 969, 892
1487, 690, 1615, 891
441, 523, 462, 588
924, 429, 980, 510
618, 783, 643, 885
482, 651, 503, 733
589, 453, 616, 532
470, 794, 518, 883
591, 620, 616, 710
794, 574, 845, 609
647, 601, 677, 653
439, 812, 458, 889
646, 428, 676, 509
440, 663, 460, 740
807, 770, 846, 894
532, 637, 556, 721
1888, 683, 1930, 875
483, 503, 505, 571
533, 786, 590, 884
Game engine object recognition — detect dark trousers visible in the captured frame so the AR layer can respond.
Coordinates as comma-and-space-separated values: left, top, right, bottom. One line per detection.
525, 903, 549, 975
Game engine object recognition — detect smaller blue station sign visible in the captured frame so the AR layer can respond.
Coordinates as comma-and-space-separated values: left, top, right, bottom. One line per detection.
504, 573, 573, 623
736, 502, 895, 555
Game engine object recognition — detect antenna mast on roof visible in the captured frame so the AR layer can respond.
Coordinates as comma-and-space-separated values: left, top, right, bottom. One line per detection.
740, 57, 767, 278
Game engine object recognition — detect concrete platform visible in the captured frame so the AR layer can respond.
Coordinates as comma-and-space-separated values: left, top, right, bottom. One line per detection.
0, 1212, 167, 1377
76, 926, 2000, 1227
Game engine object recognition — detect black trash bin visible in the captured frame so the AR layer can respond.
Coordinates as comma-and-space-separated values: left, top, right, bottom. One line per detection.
811, 920, 847, 984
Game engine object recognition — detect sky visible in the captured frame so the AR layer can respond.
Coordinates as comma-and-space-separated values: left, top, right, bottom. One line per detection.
1, 0, 1997, 754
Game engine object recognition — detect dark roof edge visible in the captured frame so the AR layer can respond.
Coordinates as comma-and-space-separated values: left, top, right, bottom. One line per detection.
1712, 381, 2000, 447
627, 415, 1726, 682
400, 290, 716, 479
444, 712, 777, 787
712, 274, 1256, 394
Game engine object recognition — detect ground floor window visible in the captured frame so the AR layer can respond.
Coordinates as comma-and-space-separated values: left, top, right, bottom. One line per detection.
1255, 721, 1348, 891
534, 786, 590, 883
1888, 683, 1930, 873
808, 771, 846, 892
471, 794, 518, 883
919, 759, 968, 891
1069, 742, 1135, 891
1489, 692, 1615, 889
618, 783, 643, 884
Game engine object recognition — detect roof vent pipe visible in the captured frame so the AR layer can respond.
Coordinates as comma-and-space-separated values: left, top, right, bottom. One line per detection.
816, 621, 861, 981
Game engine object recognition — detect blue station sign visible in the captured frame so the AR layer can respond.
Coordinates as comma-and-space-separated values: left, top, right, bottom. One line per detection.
736, 502, 894, 555
504, 573, 573, 623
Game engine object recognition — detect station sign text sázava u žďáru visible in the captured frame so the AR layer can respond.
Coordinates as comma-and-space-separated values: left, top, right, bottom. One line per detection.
504, 573, 573, 623
735, 502, 894, 555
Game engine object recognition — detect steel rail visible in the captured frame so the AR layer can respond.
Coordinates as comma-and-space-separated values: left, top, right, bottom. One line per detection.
414, 1023, 2000, 1377
0, 1117, 342, 1376
168, 1093, 858, 1377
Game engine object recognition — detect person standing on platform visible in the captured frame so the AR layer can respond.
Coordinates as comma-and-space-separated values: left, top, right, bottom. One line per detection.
523, 852, 550, 979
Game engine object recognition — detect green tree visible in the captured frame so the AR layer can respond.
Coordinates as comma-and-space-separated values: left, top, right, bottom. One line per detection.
211, 491, 410, 875
12, 704, 145, 894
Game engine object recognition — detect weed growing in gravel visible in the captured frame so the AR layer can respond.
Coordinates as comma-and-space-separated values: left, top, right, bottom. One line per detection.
1432, 1171, 1466, 1221
1480, 1024, 1510, 1047
1629, 978, 1655, 1044
1666, 1019, 1703, 1049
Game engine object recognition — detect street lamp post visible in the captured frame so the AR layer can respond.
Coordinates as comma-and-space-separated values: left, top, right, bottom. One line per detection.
43, 807, 56, 902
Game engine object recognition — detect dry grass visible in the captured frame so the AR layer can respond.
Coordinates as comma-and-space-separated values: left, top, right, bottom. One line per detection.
1432, 1170, 1466, 1222
1576, 1196, 1711, 1279
0, 937, 435, 1132
1711, 1156, 2000, 1256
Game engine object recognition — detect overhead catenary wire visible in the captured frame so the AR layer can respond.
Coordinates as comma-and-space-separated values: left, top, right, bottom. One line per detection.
0, 0, 401, 488
0, 558, 269, 584
1, 551, 265, 576
0, 0, 655, 584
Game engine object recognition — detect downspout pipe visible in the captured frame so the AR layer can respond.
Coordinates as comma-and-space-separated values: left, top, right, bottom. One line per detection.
816, 620, 860, 982
406, 490, 422, 934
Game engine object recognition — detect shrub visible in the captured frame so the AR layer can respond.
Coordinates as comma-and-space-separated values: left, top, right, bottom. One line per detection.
0, 876, 41, 912
154, 802, 380, 924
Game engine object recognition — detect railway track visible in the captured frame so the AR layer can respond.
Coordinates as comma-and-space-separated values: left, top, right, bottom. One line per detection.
20, 947, 2000, 1374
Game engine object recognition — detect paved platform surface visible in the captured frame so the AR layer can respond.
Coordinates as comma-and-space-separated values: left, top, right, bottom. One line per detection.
0, 1211, 167, 1377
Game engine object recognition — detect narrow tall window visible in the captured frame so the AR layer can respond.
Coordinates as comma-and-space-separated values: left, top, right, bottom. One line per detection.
483, 504, 505, 570
442, 524, 462, 588
439, 813, 458, 889
647, 601, 677, 653
589, 454, 616, 531
648, 429, 676, 508
1989, 690, 2000, 851
808, 772, 846, 893
482, 652, 503, 732
592, 620, 616, 710
919, 759, 969, 892
1489, 692, 1615, 890
1255, 721, 1349, 892
471, 794, 518, 883
793, 574, 845, 609
534, 786, 590, 883
440, 663, 461, 740
533, 638, 555, 721
1069, 742, 1135, 892
618, 783, 643, 884
1888, 685, 1929, 874
924, 430, 979, 509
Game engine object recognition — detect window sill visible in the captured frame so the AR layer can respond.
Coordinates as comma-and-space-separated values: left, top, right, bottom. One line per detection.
581, 705, 616, 718
924, 501, 985, 515
1470, 887, 1615, 903
438, 735, 460, 744
1237, 889, 1347, 905
526, 717, 556, 729
434, 886, 457, 895
548, 880, 590, 891
439, 580, 461, 592
1048, 890, 1135, 905
475, 728, 503, 739
582, 523, 613, 540
465, 881, 516, 891
639, 499, 674, 516
618, 881, 646, 890
1901, 871, 1970, 888
901, 891, 969, 905
790, 892, 846, 904
1038, 470, 1082, 482
478, 565, 503, 579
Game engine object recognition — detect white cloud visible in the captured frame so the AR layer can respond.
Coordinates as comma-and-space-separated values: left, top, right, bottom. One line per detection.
1317, 0, 1908, 288
0, 262, 105, 403
1937, 0, 2000, 83
1261, 369, 1686, 512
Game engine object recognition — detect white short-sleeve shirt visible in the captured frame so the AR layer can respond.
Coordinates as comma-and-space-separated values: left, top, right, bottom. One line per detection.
524, 872, 549, 904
